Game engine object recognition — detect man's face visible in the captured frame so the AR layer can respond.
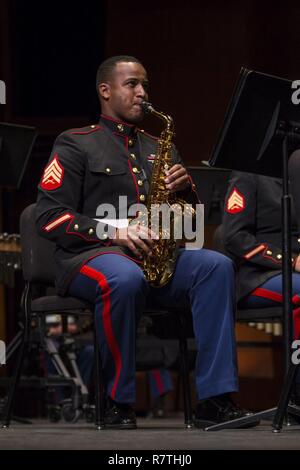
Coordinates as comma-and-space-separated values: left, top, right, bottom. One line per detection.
99, 61, 149, 124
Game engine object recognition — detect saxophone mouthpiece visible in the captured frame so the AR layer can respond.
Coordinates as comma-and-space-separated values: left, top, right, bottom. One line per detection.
141, 101, 154, 114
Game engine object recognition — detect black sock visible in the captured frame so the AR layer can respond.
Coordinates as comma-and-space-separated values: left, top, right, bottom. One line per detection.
107, 397, 132, 409
198, 393, 231, 405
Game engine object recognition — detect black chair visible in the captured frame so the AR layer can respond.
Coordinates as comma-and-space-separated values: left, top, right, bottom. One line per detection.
142, 306, 194, 427
2, 203, 104, 429
3, 203, 194, 428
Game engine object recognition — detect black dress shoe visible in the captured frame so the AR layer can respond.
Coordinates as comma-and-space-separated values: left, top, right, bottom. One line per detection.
194, 395, 260, 429
104, 402, 137, 429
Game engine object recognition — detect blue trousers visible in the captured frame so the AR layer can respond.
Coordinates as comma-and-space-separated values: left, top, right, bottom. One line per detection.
78, 349, 173, 399
242, 273, 300, 384
241, 273, 300, 340
68, 249, 238, 403
241, 274, 300, 308
44, 342, 172, 402
148, 368, 173, 399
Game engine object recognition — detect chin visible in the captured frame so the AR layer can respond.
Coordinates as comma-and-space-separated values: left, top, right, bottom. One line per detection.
131, 111, 144, 124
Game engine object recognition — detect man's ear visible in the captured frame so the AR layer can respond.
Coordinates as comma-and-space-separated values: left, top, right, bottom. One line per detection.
99, 82, 110, 101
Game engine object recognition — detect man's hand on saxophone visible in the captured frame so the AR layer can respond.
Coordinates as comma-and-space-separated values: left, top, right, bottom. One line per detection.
164, 164, 191, 192
112, 223, 158, 259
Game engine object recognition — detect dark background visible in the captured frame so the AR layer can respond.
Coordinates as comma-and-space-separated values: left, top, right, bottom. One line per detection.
1, 0, 300, 207
0, 0, 299, 411
1, 0, 300, 239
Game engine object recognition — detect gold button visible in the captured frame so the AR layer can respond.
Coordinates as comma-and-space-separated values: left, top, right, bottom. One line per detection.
117, 123, 124, 132
128, 139, 134, 147
137, 180, 143, 186
88, 228, 94, 235
91, 125, 96, 128
276, 254, 282, 260
130, 153, 136, 160
266, 250, 272, 255
106, 167, 111, 173
132, 167, 140, 174
74, 224, 79, 231
140, 194, 145, 201
102, 233, 108, 240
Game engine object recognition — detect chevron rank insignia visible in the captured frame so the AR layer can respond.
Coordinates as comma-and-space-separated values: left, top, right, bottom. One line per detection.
226, 187, 245, 214
40, 155, 64, 190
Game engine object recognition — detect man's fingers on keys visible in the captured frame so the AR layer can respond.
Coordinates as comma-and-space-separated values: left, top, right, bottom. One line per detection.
130, 232, 153, 256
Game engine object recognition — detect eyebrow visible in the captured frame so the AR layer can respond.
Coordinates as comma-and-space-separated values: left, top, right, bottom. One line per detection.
124, 77, 149, 85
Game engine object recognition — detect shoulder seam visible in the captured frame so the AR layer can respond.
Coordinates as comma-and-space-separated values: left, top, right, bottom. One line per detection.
138, 129, 158, 140
70, 125, 102, 135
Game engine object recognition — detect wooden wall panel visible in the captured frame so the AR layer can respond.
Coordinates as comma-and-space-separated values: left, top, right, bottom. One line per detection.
105, 0, 300, 165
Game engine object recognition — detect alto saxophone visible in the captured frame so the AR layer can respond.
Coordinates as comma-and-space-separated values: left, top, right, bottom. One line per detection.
140, 101, 188, 287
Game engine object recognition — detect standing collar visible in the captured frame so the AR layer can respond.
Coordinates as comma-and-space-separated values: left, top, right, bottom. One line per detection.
100, 114, 138, 137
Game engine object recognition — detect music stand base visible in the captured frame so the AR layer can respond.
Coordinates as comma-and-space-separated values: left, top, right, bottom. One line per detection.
204, 404, 300, 432
204, 407, 276, 431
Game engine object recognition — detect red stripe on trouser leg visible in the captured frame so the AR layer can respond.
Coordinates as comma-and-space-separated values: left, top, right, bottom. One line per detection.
79, 264, 122, 400
292, 294, 300, 306
151, 369, 165, 396
250, 287, 283, 303
293, 308, 300, 340
250, 289, 300, 338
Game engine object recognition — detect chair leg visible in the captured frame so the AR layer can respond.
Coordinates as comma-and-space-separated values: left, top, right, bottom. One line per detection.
179, 335, 193, 428
2, 284, 31, 428
93, 325, 105, 429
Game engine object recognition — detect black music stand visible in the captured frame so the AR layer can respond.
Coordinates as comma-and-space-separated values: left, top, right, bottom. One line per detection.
207, 68, 300, 432
0, 122, 37, 190
188, 167, 231, 225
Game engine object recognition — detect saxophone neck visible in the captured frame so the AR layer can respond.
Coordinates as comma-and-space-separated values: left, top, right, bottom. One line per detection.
141, 101, 174, 134
155, 110, 174, 134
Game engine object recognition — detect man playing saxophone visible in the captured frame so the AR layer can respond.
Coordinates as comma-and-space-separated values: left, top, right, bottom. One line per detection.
36, 55, 256, 429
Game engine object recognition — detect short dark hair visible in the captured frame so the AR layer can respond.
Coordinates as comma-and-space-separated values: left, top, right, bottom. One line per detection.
96, 55, 142, 95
